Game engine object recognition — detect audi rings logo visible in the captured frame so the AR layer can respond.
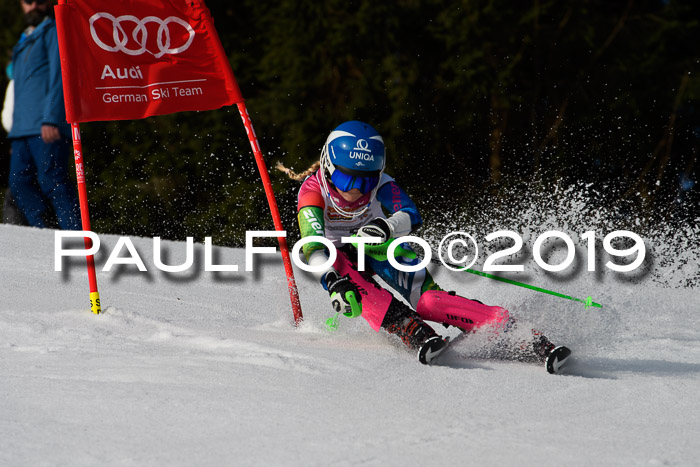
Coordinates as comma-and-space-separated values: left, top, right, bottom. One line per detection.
89, 13, 195, 58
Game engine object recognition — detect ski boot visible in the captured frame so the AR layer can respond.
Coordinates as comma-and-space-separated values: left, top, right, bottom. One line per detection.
383, 298, 449, 365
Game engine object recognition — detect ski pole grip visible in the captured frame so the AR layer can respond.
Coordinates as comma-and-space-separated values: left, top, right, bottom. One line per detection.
343, 291, 362, 318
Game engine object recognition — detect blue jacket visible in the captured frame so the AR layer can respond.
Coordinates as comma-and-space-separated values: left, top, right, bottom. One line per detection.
8, 17, 70, 139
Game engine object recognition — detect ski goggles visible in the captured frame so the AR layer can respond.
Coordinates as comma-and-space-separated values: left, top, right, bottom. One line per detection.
330, 169, 380, 194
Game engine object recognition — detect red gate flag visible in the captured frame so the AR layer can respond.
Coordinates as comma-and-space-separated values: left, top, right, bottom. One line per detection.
55, 0, 243, 122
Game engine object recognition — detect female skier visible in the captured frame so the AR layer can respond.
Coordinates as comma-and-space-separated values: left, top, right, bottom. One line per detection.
279, 120, 570, 371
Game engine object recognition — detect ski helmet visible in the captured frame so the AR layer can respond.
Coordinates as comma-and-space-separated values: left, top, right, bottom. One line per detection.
319, 121, 386, 218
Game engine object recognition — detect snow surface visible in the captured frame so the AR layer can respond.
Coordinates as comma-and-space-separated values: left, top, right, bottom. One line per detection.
1, 223, 699, 466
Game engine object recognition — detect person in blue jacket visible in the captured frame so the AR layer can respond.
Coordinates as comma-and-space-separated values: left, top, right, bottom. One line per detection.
7, 0, 79, 229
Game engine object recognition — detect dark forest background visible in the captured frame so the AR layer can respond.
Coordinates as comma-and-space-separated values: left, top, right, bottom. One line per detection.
1, 0, 698, 246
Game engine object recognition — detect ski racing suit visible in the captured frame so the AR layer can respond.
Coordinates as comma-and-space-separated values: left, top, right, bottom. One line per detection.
297, 171, 510, 347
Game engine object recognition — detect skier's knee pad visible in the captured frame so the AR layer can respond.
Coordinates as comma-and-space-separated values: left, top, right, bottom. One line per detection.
416, 290, 510, 332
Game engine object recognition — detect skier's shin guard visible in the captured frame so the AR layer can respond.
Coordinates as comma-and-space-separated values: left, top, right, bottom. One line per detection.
416, 290, 510, 332
333, 249, 393, 332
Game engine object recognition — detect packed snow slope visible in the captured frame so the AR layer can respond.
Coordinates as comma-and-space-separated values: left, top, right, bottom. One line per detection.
1, 222, 699, 466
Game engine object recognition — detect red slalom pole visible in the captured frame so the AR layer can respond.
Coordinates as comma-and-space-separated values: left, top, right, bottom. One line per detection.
70, 123, 102, 314
237, 102, 303, 325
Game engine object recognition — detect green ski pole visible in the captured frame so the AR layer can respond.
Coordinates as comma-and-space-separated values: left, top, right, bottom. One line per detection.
354, 236, 602, 308
448, 266, 602, 308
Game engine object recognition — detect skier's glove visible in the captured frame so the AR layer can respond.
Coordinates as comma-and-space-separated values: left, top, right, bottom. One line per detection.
356, 217, 392, 244
324, 270, 362, 318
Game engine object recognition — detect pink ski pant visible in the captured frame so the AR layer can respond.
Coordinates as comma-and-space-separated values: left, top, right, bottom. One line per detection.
333, 250, 509, 332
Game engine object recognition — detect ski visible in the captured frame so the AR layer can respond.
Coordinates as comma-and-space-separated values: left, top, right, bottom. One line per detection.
418, 336, 450, 365
419, 331, 572, 374
545, 345, 572, 374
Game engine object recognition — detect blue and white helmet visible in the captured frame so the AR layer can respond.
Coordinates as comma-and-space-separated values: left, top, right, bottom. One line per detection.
319, 121, 386, 218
